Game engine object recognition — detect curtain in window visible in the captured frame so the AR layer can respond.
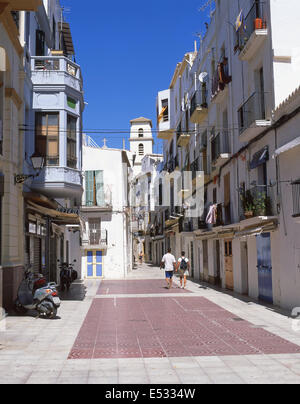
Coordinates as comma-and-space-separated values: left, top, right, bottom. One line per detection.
95, 170, 104, 207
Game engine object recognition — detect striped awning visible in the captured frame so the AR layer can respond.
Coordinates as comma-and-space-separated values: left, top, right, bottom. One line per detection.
60, 22, 75, 55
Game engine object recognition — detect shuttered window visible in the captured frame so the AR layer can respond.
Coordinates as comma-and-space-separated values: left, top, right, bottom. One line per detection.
85, 170, 104, 207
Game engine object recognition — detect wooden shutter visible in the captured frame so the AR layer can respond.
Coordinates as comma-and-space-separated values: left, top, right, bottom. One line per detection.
85, 171, 94, 206
224, 173, 230, 206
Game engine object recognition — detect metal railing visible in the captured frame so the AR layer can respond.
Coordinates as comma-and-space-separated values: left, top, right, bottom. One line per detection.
235, 1, 267, 52
190, 86, 208, 116
31, 56, 80, 79
241, 185, 274, 217
211, 131, 231, 163
238, 92, 268, 134
84, 229, 108, 246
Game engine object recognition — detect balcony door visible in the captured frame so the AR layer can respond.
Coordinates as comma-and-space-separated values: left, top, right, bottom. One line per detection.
87, 250, 103, 278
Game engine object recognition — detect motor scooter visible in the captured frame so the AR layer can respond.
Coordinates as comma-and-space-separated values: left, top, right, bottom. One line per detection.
15, 267, 60, 319
58, 259, 77, 292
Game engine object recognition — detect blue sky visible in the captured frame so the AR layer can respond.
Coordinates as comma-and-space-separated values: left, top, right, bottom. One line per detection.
62, 0, 211, 152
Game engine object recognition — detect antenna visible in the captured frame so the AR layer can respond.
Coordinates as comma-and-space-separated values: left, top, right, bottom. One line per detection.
198, 0, 215, 18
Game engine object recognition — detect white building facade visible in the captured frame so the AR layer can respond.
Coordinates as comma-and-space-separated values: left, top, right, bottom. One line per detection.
81, 138, 132, 279
156, 0, 300, 310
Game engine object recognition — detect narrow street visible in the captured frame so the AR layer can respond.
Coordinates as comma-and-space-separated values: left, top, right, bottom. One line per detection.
1, 264, 300, 384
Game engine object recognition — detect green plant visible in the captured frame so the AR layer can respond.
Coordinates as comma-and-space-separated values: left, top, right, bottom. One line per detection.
240, 190, 255, 212
253, 192, 268, 215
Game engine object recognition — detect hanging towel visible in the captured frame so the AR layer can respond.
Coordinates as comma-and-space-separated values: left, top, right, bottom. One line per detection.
206, 204, 217, 225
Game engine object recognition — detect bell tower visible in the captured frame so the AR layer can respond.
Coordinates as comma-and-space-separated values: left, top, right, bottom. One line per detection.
129, 117, 153, 177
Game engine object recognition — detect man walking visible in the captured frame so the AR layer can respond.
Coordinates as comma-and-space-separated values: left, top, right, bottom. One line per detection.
176, 251, 190, 289
160, 248, 176, 289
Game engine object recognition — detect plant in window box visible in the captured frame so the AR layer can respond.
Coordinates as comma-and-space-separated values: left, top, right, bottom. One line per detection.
240, 190, 255, 218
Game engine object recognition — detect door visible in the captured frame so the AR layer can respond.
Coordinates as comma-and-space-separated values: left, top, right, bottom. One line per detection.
240, 241, 249, 295
215, 240, 221, 286
224, 239, 234, 290
203, 240, 209, 281
86, 250, 103, 278
256, 233, 273, 303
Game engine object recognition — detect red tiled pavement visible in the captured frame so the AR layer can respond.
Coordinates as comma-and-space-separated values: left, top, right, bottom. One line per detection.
68, 296, 300, 360
97, 279, 191, 295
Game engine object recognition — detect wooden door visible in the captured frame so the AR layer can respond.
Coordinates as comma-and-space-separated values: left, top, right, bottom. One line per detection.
203, 240, 209, 281
224, 239, 234, 290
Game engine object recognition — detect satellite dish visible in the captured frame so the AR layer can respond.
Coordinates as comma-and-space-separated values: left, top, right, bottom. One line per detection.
199, 72, 208, 83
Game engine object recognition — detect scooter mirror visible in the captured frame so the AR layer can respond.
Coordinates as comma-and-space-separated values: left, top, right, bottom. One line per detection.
73, 259, 77, 263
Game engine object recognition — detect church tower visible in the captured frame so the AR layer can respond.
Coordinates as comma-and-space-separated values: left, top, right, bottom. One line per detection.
129, 117, 153, 177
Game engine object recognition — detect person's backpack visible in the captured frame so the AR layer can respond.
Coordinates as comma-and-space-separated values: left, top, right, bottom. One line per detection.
180, 258, 188, 271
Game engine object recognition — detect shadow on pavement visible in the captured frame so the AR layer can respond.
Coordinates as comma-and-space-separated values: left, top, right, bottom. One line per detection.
58, 280, 87, 301
194, 279, 292, 318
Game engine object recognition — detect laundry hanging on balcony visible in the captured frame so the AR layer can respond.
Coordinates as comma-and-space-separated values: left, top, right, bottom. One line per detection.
206, 204, 217, 225
235, 10, 244, 32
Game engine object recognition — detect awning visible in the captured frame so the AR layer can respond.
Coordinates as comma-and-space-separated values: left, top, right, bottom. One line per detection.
274, 137, 300, 157
235, 222, 278, 238
60, 22, 75, 55
26, 200, 80, 225
250, 146, 269, 169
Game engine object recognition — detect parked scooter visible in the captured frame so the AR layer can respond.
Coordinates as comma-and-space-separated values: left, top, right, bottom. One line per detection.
58, 259, 77, 292
15, 267, 60, 319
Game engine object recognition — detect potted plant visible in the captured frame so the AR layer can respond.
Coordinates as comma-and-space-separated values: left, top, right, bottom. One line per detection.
253, 192, 267, 216
241, 190, 255, 218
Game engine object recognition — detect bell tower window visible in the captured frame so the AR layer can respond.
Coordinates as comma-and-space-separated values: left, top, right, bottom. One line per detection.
139, 144, 144, 156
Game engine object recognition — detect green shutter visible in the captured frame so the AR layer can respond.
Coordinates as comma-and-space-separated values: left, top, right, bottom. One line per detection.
85, 171, 94, 206
95, 170, 104, 207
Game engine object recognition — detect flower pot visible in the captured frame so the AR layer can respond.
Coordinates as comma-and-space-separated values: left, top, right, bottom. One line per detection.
244, 211, 254, 219
254, 18, 263, 30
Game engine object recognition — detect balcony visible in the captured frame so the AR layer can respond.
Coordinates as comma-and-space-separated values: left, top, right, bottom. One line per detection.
81, 188, 113, 212
190, 88, 208, 124
211, 59, 232, 104
31, 56, 82, 95
211, 131, 231, 168
236, 2, 268, 61
31, 166, 83, 199
238, 92, 271, 143
82, 230, 108, 250
240, 185, 275, 221
177, 134, 190, 147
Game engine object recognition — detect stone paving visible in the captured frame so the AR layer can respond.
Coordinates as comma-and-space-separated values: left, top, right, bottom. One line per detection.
1, 262, 300, 384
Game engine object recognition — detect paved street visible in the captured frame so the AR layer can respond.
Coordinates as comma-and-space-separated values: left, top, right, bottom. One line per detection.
1, 263, 300, 384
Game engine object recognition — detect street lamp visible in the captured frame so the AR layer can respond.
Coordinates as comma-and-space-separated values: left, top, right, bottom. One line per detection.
14, 152, 44, 185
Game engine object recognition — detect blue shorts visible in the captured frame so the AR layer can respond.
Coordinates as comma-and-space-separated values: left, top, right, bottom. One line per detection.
165, 271, 174, 279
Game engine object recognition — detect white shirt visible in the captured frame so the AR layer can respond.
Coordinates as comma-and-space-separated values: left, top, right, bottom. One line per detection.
162, 253, 176, 271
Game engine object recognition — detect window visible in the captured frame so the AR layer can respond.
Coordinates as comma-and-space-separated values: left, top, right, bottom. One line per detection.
35, 112, 59, 166
138, 128, 144, 138
161, 99, 169, 122
67, 115, 77, 168
85, 170, 104, 207
36, 30, 45, 56
138, 144, 144, 156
